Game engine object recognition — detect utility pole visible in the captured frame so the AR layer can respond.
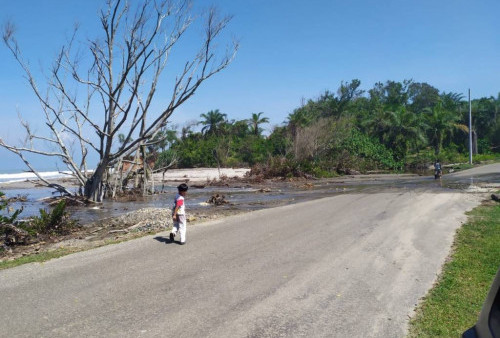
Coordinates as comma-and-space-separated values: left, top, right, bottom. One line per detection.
469, 88, 473, 164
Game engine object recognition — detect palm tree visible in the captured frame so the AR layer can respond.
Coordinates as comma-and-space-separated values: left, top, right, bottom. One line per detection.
248, 112, 269, 136
425, 103, 468, 156
440, 92, 464, 111
199, 109, 227, 135
364, 107, 427, 160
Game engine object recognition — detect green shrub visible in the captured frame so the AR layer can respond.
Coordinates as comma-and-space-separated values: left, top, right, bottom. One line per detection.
405, 148, 435, 170
1, 192, 22, 223
339, 129, 402, 171
438, 147, 468, 164
248, 156, 305, 178
0, 191, 23, 236
473, 153, 500, 163
30, 200, 75, 235
311, 166, 336, 178
477, 138, 493, 154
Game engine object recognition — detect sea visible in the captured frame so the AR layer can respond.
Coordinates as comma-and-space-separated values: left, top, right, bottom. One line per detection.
0, 169, 82, 219
0, 170, 73, 185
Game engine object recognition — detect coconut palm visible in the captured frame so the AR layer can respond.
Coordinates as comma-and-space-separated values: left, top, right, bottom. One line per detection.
199, 109, 227, 135
425, 103, 468, 156
364, 107, 427, 160
440, 92, 464, 111
248, 112, 269, 136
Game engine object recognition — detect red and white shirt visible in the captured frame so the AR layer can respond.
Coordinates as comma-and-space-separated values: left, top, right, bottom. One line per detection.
173, 193, 186, 215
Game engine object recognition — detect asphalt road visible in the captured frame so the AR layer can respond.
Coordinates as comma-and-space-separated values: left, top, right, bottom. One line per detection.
1, 166, 496, 337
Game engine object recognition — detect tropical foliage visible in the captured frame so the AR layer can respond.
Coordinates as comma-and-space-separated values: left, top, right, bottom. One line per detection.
155, 79, 500, 177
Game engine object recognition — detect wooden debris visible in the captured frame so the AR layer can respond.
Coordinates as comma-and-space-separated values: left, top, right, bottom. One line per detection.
206, 194, 229, 206
108, 229, 129, 234
1, 223, 30, 245
257, 188, 271, 193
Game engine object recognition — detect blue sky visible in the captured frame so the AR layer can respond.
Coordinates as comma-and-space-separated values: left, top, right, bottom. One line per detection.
1, 0, 499, 172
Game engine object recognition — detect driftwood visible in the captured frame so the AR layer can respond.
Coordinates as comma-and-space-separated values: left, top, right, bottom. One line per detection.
206, 194, 230, 206
47, 195, 87, 206
109, 229, 129, 234
7, 195, 28, 203
257, 188, 271, 193
48, 183, 74, 196
1, 223, 30, 245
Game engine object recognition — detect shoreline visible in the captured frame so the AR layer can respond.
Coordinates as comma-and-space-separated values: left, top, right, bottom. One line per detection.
0, 168, 251, 191
2, 164, 499, 265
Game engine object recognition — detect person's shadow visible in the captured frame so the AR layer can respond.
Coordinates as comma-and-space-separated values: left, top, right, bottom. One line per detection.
153, 236, 181, 245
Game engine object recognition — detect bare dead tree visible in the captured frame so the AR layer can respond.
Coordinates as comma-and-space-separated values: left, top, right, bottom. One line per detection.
293, 117, 353, 162
1, 0, 238, 202
153, 149, 178, 193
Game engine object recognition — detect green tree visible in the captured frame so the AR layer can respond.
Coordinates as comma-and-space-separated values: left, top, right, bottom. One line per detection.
230, 120, 250, 138
425, 103, 468, 156
336, 79, 364, 115
471, 97, 500, 151
363, 108, 427, 160
440, 92, 464, 111
248, 112, 269, 136
199, 110, 227, 136
408, 82, 440, 113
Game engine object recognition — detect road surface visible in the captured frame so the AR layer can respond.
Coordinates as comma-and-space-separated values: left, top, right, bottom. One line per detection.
1, 165, 497, 337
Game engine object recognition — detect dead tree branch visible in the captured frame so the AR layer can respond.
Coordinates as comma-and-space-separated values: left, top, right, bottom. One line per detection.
2, 0, 237, 201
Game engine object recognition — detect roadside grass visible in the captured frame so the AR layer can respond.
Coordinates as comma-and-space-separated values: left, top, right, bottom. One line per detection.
0, 212, 237, 271
444, 155, 500, 173
448, 163, 474, 172
0, 248, 79, 270
0, 230, 160, 271
408, 200, 500, 337
473, 153, 500, 163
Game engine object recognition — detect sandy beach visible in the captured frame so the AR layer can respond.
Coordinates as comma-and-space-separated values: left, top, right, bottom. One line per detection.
152, 168, 250, 183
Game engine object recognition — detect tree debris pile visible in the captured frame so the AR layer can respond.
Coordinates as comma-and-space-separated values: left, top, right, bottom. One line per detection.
1, 200, 78, 250
87, 208, 173, 233
1, 223, 30, 246
206, 194, 230, 206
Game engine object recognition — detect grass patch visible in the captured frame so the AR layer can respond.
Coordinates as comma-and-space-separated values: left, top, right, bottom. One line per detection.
0, 248, 79, 270
408, 201, 500, 337
0, 230, 163, 271
448, 163, 475, 172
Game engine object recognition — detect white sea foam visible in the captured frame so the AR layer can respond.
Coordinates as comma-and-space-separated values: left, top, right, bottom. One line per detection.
0, 171, 73, 184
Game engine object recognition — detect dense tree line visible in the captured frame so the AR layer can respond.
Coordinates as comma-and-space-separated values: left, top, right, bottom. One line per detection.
153, 80, 500, 177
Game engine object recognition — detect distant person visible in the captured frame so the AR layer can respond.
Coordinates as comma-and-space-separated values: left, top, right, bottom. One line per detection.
170, 183, 188, 245
434, 160, 441, 171
434, 160, 442, 179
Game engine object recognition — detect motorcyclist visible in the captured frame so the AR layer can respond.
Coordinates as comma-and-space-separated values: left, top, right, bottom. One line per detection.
434, 160, 442, 179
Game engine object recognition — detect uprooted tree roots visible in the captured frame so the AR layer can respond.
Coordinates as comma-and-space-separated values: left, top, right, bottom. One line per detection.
206, 194, 230, 206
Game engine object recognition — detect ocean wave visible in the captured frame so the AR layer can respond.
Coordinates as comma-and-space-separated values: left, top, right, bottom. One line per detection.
0, 171, 73, 184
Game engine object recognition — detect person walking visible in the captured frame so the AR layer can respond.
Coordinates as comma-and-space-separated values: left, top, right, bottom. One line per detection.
170, 183, 188, 245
